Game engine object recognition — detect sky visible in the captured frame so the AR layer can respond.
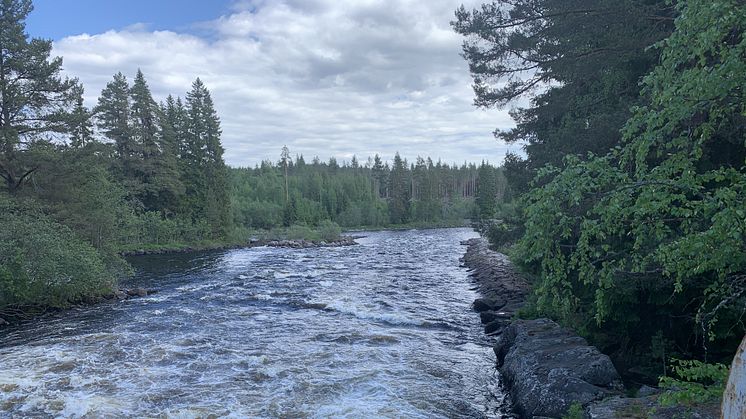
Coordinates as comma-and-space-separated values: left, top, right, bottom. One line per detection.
27, 0, 516, 167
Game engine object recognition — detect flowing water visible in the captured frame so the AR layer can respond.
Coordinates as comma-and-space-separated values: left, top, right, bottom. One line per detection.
0, 228, 507, 418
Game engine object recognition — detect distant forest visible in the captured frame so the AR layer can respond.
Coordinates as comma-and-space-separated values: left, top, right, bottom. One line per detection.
231, 153, 506, 230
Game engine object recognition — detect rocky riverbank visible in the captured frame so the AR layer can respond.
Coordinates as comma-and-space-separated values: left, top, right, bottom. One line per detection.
263, 236, 358, 248
460, 238, 717, 419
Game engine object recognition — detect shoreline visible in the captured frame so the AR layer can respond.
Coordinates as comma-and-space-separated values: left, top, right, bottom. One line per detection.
0, 287, 157, 328
460, 238, 719, 418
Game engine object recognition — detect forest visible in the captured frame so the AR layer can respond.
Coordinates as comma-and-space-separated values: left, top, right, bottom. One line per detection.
0, 0, 505, 314
454, 0, 745, 390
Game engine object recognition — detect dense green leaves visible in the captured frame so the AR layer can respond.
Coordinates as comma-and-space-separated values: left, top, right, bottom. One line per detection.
0, 194, 115, 309
507, 0, 746, 369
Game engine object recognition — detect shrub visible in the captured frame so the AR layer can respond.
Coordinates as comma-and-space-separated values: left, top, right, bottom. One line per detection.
318, 220, 342, 242
658, 360, 729, 407
0, 195, 116, 309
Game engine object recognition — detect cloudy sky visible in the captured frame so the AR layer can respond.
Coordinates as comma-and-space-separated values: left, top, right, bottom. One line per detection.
28, 0, 515, 167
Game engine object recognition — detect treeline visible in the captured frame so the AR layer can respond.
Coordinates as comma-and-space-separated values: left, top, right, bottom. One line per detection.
456, 0, 745, 390
230, 151, 505, 229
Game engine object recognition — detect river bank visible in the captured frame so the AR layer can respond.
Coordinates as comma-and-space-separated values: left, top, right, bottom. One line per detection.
0, 287, 156, 327
120, 235, 359, 256
460, 238, 719, 419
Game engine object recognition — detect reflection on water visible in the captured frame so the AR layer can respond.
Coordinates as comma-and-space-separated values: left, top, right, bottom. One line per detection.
0, 228, 506, 418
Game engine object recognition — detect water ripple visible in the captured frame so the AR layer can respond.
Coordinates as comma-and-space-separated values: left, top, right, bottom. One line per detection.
0, 228, 507, 418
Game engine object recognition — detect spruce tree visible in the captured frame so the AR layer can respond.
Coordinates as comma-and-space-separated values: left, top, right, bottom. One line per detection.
184, 78, 230, 237
475, 162, 497, 220
388, 153, 411, 224
96, 73, 135, 184
68, 86, 94, 148
129, 69, 183, 213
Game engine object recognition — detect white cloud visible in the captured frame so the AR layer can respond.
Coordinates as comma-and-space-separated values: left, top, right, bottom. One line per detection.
53, 0, 515, 167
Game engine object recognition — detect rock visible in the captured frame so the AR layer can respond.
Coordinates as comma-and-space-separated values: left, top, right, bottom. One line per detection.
588, 395, 719, 419
636, 385, 659, 397
495, 318, 623, 418
125, 288, 148, 297
0, 317, 8, 326
115, 290, 128, 300
587, 396, 656, 419
480, 311, 498, 324
484, 319, 508, 335
472, 298, 495, 312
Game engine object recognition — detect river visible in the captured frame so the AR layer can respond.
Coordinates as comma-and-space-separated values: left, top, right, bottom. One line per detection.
0, 228, 507, 418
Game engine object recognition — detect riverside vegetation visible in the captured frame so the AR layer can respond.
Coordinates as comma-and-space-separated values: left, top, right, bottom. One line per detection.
455, 0, 745, 409
0, 0, 505, 317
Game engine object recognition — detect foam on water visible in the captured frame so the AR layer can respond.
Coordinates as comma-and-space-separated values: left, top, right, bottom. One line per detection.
0, 228, 507, 418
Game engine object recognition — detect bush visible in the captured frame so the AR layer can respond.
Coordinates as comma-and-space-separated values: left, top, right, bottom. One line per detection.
0, 195, 116, 309
318, 220, 342, 242
659, 360, 729, 407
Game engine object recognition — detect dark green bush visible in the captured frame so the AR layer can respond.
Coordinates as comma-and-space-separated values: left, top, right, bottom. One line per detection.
0, 195, 115, 309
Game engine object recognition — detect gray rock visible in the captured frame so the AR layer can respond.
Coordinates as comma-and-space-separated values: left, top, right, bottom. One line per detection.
125, 288, 149, 298
588, 395, 718, 419
484, 319, 508, 335
636, 385, 659, 397
496, 318, 623, 418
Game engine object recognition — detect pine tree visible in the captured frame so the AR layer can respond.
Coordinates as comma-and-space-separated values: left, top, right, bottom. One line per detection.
0, 0, 79, 193
280, 145, 290, 203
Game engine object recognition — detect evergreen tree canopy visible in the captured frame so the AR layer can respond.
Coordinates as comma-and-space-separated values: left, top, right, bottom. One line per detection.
0, 0, 79, 192
453, 0, 675, 191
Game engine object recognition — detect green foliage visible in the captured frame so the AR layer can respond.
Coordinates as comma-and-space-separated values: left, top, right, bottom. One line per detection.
229, 152, 489, 230
508, 0, 746, 366
561, 402, 584, 419
0, 195, 115, 309
659, 360, 729, 407
388, 153, 411, 224
318, 220, 342, 242
0, 0, 79, 194
453, 0, 674, 193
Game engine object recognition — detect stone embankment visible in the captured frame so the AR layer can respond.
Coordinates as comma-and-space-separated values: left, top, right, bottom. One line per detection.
461, 238, 716, 419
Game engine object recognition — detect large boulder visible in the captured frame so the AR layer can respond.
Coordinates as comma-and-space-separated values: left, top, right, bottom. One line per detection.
494, 318, 623, 418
